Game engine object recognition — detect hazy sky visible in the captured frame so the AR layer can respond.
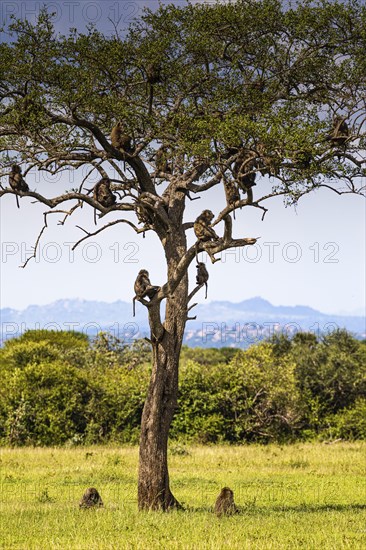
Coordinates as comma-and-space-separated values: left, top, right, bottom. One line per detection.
0, 1, 365, 317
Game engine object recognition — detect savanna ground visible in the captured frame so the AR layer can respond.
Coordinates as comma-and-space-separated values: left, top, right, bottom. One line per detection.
0, 443, 365, 549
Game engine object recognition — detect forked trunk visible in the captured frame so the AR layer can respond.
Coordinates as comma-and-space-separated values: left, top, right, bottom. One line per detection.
138, 229, 188, 510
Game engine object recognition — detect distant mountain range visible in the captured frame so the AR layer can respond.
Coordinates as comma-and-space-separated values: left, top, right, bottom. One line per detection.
1, 297, 365, 348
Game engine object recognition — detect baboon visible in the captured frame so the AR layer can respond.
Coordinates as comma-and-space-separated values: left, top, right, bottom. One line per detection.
327, 116, 350, 146
110, 122, 134, 153
295, 149, 312, 169
9, 164, 29, 208
135, 201, 153, 228
79, 487, 103, 509
224, 180, 240, 207
196, 262, 209, 299
92, 178, 116, 224
93, 178, 116, 208
233, 152, 257, 191
256, 143, 281, 177
146, 63, 162, 85
194, 210, 219, 242
156, 146, 172, 174
214, 487, 238, 517
135, 192, 169, 234
133, 269, 160, 316
146, 63, 162, 115
194, 210, 220, 263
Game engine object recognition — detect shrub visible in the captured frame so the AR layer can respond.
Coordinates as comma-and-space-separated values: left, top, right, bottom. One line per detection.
324, 399, 366, 440
0, 330, 365, 445
172, 343, 302, 443
4, 361, 92, 445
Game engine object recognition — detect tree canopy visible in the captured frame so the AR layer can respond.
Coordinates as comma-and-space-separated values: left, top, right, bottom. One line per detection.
0, 0, 365, 227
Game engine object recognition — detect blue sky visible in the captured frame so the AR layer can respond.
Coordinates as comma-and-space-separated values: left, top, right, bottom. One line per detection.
0, 1, 365, 316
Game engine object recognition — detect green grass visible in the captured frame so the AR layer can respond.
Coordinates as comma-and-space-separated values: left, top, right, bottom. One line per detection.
0, 443, 365, 549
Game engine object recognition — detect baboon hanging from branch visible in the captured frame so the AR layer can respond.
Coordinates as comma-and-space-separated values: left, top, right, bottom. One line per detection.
224, 180, 240, 218
196, 262, 209, 299
233, 151, 257, 192
146, 63, 162, 116
224, 180, 240, 207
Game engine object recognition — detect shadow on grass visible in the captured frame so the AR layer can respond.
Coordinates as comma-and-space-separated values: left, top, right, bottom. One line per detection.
263, 503, 366, 513
182, 503, 366, 515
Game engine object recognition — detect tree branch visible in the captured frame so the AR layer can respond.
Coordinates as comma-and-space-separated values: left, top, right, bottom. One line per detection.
20, 212, 48, 268
73, 219, 139, 250
187, 284, 205, 304
0, 188, 135, 214
158, 228, 257, 301
45, 110, 157, 195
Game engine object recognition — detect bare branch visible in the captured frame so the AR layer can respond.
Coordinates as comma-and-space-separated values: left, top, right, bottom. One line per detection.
252, 202, 269, 221
212, 194, 253, 227
318, 182, 366, 197
186, 169, 222, 192
49, 204, 83, 226
20, 212, 48, 268
187, 285, 205, 304
158, 232, 257, 301
73, 219, 139, 250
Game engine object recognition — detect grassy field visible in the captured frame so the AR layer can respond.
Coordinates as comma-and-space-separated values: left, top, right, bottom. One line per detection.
0, 443, 365, 549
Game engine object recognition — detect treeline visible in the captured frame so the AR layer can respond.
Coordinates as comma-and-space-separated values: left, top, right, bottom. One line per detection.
0, 329, 365, 446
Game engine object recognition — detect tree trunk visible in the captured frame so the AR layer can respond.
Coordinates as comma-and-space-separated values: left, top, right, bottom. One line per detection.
138, 229, 188, 510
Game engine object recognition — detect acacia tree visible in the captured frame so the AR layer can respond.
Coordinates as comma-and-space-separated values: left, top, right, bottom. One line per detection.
0, 0, 365, 510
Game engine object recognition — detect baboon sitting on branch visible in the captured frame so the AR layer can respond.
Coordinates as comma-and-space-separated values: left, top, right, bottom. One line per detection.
133, 269, 160, 316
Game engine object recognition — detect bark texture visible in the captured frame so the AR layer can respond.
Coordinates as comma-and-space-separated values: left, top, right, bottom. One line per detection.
138, 205, 187, 510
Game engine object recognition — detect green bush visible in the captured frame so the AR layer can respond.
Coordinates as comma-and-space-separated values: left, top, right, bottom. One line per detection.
0, 329, 365, 446
324, 399, 366, 441
172, 343, 302, 443
4, 360, 92, 445
292, 330, 366, 423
